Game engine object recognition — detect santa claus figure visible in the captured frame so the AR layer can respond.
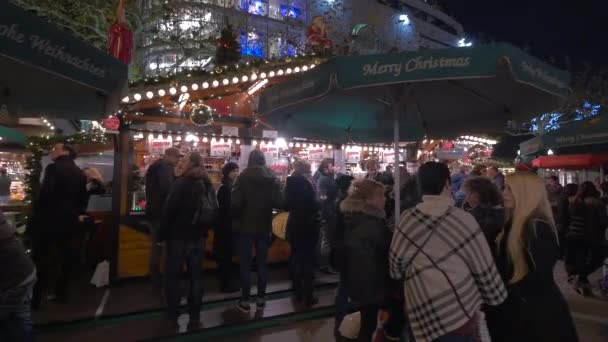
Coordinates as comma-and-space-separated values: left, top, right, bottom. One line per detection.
306, 16, 332, 53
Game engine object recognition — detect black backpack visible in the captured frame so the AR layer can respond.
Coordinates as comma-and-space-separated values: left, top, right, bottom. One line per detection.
192, 180, 219, 227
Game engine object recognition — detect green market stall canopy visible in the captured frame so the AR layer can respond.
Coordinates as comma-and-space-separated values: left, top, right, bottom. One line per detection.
0, 1, 128, 119
258, 43, 570, 144
0, 125, 26, 145
520, 115, 608, 156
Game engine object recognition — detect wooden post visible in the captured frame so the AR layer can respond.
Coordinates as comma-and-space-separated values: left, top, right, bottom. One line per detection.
110, 121, 131, 279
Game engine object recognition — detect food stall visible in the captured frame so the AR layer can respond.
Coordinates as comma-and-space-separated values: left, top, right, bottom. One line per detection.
113, 57, 324, 278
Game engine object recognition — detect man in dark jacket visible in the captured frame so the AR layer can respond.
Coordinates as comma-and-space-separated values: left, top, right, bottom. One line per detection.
31, 143, 87, 306
145, 147, 181, 290
316, 159, 338, 274
1, 210, 36, 341
215, 162, 240, 293
232, 149, 282, 312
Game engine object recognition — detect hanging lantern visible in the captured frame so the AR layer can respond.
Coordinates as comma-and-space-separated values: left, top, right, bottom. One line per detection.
190, 103, 214, 127
107, 0, 133, 64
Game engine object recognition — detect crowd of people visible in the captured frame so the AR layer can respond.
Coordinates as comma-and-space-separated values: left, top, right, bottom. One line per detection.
3, 141, 605, 341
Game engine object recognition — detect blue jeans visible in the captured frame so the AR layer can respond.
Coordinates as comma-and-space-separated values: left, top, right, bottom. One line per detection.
165, 240, 203, 320
238, 233, 271, 302
0, 274, 36, 342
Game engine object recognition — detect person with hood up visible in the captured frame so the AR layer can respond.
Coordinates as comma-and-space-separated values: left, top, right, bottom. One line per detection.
160, 152, 214, 329
487, 171, 578, 342
215, 162, 240, 293
563, 181, 607, 296
316, 158, 338, 274
462, 176, 506, 253
331, 174, 354, 336
0, 210, 36, 341
340, 179, 393, 341
232, 149, 283, 313
285, 159, 320, 307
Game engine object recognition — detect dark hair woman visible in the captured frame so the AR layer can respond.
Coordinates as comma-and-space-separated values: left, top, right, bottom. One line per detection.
462, 176, 505, 253
215, 162, 239, 293
564, 181, 607, 296
160, 152, 214, 329
284, 159, 320, 307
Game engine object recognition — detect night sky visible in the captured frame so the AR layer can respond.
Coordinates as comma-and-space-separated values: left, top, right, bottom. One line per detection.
440, 0, 607, 67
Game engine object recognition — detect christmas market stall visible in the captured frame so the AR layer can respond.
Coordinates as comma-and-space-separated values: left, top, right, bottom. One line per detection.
113, 54, 324, 278
520, 115, 608, 184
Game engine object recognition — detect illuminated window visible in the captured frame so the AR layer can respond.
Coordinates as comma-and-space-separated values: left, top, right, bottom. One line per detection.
241, 0, 269, 16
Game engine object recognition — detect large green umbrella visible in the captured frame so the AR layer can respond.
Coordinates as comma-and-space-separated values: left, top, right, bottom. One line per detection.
258, 43, 569, 222
0, 125, 26, 145
259, 43, 569, 141
0, 2, 128, 119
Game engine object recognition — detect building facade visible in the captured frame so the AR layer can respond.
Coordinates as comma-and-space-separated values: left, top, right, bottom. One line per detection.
140, 0, 464, 76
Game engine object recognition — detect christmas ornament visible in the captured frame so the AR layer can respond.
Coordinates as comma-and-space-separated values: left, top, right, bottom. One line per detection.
190, 103, 214, 126
107, 0, 133, 64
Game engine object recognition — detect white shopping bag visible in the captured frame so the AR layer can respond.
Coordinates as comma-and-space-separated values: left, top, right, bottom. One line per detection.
90, 260, 110, 288
339, 311, 361, 339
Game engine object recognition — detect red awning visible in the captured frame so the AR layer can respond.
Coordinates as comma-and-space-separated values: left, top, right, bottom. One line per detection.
532, 154, 608, 169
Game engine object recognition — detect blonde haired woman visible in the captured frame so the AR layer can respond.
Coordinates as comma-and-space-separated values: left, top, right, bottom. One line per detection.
488, 171, 578, 342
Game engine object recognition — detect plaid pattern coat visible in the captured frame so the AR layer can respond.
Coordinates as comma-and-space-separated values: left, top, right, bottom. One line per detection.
389, 195, 507, 342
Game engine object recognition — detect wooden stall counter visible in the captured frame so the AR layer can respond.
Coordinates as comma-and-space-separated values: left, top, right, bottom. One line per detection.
117, 213, 292, 279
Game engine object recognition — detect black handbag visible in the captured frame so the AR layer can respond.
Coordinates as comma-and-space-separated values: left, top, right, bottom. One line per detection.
192, 181, 219, 227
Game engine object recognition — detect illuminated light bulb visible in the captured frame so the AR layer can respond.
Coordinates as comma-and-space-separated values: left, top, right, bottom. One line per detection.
227, 139, 233, 144
146, 91, 154, 99
294, 67, 301, 73
133, 93, 142, 101
176, 136, 182, 141
310, 64, 316, 69
222, 79, 229, 85
321, 145, 326, 149
148, 133, 154, 140
232, 77, 239, 84
212, 80, 219, 87
302, 66, 309, 71
202, 137, 208, 143
169, 87, 177, 95
180, 85, 188, 93
252, 140, 258, 146
251, 74, 258, 81
50, 126, 55, 130
236, 139, 241, 145
342, 145, 346, 150
277, 69, 284, 76
260, 72, 267, 79
191, 83, 199, 90
121, 96, 130, 103
286, 68, 292, 74
296, 143, 301, 148
289, 142, 294, 148
303, 143, 308, 148
202, 82, 209, 89
269, 71, 275, 77
242, 75, 249, 82
158, 89, 166, 96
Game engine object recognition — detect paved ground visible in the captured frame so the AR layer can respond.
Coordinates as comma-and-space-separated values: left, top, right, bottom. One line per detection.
220, 262, 608, 342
